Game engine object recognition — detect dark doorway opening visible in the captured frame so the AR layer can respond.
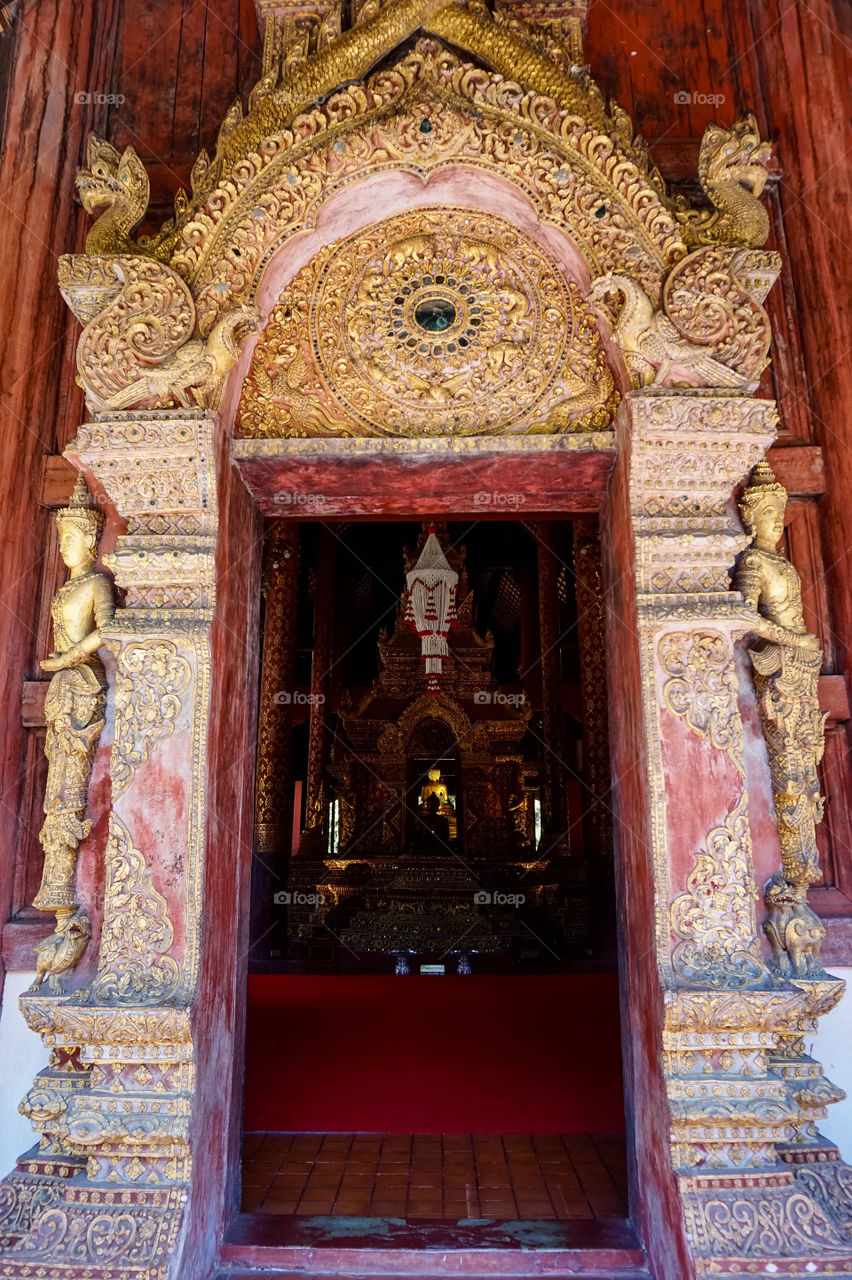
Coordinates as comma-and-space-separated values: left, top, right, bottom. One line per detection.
234, 516, 633, 1268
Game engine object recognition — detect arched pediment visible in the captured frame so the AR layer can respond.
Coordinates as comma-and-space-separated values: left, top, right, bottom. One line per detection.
173, 40, 686, 333
395, 693, 471, 745
60, 0, 779, 418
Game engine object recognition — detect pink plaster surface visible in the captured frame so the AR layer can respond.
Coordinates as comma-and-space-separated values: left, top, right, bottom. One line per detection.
658, 699, 746, 899
73, 664, 115, 984
735, 644, 782, 940
113, 721, 192, 958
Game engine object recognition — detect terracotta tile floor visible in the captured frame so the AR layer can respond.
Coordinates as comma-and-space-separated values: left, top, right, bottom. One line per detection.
241, 1133, 628, 1219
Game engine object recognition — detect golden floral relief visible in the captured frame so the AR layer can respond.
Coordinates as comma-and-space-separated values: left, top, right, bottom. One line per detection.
670, 791, 764, 989
659, 631, 745, 773
92, 813, 180, 1005
238, 206, 617, 439
110, 641, 192, 797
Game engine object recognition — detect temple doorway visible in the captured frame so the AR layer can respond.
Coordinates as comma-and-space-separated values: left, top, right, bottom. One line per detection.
235, 517, 633, 1259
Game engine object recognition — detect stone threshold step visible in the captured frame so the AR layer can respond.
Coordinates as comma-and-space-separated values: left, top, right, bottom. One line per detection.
218, 1273, 652, 1280
220, 1212, 648, 1276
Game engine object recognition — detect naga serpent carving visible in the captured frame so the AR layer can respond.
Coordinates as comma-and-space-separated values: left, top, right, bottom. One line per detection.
76, 135, 152, 257
677, 115, 773, 249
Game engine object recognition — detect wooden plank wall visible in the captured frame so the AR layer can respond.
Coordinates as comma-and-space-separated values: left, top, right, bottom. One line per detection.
0, 0, 849, 973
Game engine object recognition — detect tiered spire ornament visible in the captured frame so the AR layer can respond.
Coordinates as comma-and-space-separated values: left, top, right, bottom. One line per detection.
404, 525, 458, 693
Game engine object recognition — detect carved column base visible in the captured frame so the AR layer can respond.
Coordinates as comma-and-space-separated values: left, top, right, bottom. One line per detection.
0, 1000, 192, 1273
791, 1146, 852, 1235
17, 998, 194, 1187
0, 1179, 187, 1276
18, 1043, 91, 1164
665, 985, 852, 1271
679, 1163, 852, 1275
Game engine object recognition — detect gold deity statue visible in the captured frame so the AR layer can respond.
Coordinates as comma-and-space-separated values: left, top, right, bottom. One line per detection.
418, 766, 457, 841
734, 460, 818, 651
734, 460, 827, 977
29, 472, 114, 992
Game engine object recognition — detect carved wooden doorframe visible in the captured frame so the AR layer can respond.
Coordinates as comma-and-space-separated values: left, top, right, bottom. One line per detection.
1, 0, 852, 1268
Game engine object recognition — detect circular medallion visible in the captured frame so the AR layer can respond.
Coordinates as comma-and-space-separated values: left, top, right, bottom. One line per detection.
311, 208, 575, 436
238, 206, 618, 439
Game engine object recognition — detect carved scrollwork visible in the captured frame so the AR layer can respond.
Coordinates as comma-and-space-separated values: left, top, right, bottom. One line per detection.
659, 631, 744, 773
0, 1178, 64, 1249
688, 1188, 852, 1257
60, 254, 259, 414
171, 40, 688, 332
670, 792, 764, 988
91, 815, 180, 1005
663, 246, 778, 386
2, 1185, 186, 1268
111, 641, 191, 797
238, 207, 617, 439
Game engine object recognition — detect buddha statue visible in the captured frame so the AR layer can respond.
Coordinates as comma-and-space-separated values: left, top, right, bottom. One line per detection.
30, 472, 114, 990
418, 766, 456, 840
414, 791, 451, 849
420, 766, 451, 808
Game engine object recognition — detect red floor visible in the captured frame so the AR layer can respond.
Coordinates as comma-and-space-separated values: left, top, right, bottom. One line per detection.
245, 975, 624, 1132
241, 1132, 629, 1220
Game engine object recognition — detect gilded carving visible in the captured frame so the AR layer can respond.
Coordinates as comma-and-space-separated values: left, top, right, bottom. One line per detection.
76, 134, 151, 257
254, 524, 300, 854
26, 912, 92, 997
91, 814, 180, 1004
590, 244, 777, 391
1, 1184, 186, 1270
238, 207, 617, 439
658, 631, 744, 772
589, 273, 751, 389
670, 792, 764, 988
9, 0, 849, 1273
663, 246, 778, 385
111, 641, 191, 796
683, 1184, 852, 1259
169, 42, 688, 329
28, 474, 114, 992
676, 114, 774, 249
60, 251, 260, 414
734, 460, 829, 978
0, 1177, 64, 1249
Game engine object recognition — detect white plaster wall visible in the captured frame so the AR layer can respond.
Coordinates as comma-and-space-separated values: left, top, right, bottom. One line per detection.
807, 967, 852, 1163
0, 973, 50, 1177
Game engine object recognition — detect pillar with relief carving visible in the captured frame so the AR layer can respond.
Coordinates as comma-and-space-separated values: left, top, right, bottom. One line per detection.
573, 517, 611, 856
300, 525, 336, 853
605, 388, 852, 1276
536, 521, 570, 853
251, 522, 300, 956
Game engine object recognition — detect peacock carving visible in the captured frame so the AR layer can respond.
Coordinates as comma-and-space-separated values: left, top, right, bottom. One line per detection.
101, 303, 262, 411
588, 273, 750, 389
